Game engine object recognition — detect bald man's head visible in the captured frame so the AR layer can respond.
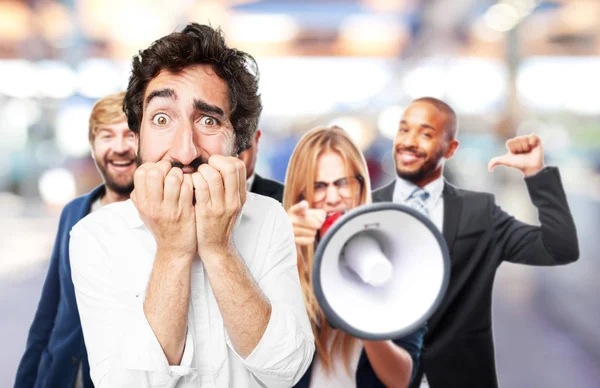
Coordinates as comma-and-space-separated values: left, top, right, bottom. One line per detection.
411, 97, 458, 141
392, 97, 460, 187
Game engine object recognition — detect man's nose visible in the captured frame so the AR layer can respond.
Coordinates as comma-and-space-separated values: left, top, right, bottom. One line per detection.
169, 123, 199, 166
399, 131, 418, 148
112, 135, 132, 154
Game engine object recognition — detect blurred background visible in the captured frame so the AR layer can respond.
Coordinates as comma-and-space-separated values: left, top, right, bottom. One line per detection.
1, 0, 599, 386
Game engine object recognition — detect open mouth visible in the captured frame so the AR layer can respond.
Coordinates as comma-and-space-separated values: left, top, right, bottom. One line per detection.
181, 166, 197, 174
397, 151, 424, 164
108, 160, 135, 170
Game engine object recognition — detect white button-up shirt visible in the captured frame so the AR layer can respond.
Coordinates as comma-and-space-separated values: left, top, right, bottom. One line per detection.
392, 176, 445, 231
69, 193, 314, 388
245, 173, 256, 193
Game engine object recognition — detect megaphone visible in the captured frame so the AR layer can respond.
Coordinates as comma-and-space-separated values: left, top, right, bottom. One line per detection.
313, 202, 450, 340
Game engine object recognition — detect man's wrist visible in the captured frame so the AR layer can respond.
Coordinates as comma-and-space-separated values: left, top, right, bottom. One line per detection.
198, 243, 237, 263
523, 164, 546, 178
156, 246, 196, 265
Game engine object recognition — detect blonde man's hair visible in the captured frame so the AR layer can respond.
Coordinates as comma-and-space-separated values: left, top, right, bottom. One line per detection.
88, 91, 127, 143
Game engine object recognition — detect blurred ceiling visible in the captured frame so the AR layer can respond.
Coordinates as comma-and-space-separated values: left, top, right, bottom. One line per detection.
0, 0, 598, 60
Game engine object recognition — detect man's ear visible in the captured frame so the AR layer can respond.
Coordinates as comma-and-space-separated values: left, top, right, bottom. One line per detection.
89, 142, 96, 161
255, 129, 262, 144
445, 139, 459, 160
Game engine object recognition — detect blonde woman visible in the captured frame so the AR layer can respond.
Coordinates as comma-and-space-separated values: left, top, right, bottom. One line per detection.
284, 126, 426, 388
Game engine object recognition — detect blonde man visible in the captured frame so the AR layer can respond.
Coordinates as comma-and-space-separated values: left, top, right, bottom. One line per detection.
15, 92, 138, 388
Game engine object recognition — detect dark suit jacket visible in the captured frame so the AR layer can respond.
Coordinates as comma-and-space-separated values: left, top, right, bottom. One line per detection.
294, 324, 427, 388
250, 173, 284, 203
15, 186, 105, 388
372, 167, 579, 388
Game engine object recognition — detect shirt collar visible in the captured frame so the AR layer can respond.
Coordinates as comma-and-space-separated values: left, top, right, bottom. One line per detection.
246, 173, 255, 193
393, 174, 445, 204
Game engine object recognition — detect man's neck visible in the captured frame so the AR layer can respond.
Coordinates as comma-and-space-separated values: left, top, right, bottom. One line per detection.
101, 189, 129, 206
411, 168, 443, 188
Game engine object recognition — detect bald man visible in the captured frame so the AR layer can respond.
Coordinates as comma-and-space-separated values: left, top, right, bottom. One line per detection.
373, 97, 579, 388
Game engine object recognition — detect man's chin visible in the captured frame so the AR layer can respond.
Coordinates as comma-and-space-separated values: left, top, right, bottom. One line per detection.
395, 167, 427, 183
104, 178, 134, 196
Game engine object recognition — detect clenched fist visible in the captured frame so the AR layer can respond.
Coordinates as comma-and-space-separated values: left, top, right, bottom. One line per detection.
488, 134, 545, 177
191, 155, 246, 257
287, 200, 326, 246
131, 160, 197, 259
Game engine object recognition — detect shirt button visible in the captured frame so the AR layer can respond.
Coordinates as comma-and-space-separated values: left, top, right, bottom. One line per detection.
72, 357, 78, 365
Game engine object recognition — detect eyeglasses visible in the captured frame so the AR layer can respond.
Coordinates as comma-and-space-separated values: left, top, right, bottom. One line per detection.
313, 176, 364, 202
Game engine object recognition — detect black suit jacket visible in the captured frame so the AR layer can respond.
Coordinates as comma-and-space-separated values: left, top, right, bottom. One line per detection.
372, 167, 579, 388
250, 173, 284, 203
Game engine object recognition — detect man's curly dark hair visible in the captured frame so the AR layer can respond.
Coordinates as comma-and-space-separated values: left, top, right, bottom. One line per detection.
123, 23, 262, 154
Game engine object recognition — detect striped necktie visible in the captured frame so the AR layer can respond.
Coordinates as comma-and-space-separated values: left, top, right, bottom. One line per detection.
407, 188, 430, 217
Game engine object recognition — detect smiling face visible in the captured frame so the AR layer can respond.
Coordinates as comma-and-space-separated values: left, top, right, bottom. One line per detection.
393, 101, 459, 187
91, 119, 138, 196
138, 64, 236, 173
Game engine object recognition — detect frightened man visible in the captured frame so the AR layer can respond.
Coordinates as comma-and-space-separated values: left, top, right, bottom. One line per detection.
69, 24, 314, 388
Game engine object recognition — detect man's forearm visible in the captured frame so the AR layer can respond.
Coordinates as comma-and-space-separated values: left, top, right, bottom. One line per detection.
143, 249, 193, 365
363, 340, 413, 388
202, 248, 271, 358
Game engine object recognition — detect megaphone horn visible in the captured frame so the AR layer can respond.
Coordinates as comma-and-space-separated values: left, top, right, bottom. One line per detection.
313, 202, 450, 340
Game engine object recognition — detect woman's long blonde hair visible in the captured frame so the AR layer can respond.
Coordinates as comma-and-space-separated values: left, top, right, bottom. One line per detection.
283, 125, 372, 374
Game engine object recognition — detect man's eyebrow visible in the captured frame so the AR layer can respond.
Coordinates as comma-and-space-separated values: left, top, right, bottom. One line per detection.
194, 99, 226, 120
145, 88, 176, 108
399, 120, 436, 131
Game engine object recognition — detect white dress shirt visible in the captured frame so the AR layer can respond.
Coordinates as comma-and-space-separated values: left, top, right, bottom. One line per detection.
245, 173, 255, 193
392, 175, 445, 232
69, 193, 314, 388
392, 175, 444, 388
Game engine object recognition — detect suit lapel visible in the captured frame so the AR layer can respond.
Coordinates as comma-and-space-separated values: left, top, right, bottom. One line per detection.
375, 179, 461, 252
250, 174, 261, 193
442, 181, 462, 253
373, 180, 395, 202
76, 185, 105, 219
251, 174, 269, 195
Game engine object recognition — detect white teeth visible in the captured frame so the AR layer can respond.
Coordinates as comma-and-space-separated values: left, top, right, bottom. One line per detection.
111, 161, 132, 166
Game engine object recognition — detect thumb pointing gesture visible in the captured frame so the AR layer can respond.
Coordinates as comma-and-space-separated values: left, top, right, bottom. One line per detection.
488, 134, 544, 177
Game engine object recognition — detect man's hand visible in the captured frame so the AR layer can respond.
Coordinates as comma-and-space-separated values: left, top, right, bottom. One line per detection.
191, 155, 246, 257
488, 133, 545, 177
131, 160, 196, 258
287, 200, 326, 246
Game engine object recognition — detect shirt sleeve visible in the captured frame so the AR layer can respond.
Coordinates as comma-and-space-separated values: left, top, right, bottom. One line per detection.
493, 166, 579, 265
14, 205, 69, 386
225, 203, 315, 387
69, 222, 197, 388
392, 324, 427, 384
